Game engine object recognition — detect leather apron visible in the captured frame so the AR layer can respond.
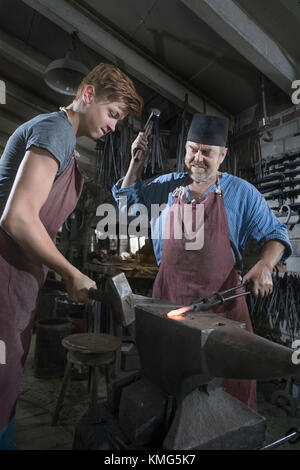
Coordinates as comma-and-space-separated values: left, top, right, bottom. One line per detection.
152, 182, 257, 411
0, 155, 85, 431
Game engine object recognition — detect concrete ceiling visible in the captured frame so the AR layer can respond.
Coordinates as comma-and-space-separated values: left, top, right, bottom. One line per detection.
234, 0, 300, 67
0, 0, 298, 176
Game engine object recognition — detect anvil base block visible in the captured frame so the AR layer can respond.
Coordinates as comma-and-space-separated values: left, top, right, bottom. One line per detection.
118, 378, 266, 450
164, 388, 266, 450
73, 378, 267, 450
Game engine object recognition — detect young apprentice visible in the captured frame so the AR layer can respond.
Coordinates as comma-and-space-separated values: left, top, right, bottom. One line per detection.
0, 63, 143, 449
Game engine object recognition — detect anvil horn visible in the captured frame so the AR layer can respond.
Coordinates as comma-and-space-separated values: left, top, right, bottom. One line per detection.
203, 325, 298, 381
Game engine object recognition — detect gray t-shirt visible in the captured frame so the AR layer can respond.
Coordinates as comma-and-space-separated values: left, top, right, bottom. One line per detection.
0, 111, 76, 215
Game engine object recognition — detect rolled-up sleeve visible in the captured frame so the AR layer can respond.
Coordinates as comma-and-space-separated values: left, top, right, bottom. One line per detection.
112, 173, 186, 265
112, 177, 145, 208
243, 183, 292, 263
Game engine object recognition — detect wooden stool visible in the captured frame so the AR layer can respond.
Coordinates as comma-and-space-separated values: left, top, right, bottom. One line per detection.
51, 333, 122, 426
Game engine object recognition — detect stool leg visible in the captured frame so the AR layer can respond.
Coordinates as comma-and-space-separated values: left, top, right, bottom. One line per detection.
51, 360, 72, 426
105, 351, 118, 384
104, 365, 110, 388
87, 366, 92, 393
105, 363, 113, 386
90, 366, 99, 408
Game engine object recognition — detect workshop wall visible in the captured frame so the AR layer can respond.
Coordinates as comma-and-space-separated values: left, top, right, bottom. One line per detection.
235, 98, 300, 274
260, 106, 300, 275
237, 104, 300, 163
233, 100, 300, 347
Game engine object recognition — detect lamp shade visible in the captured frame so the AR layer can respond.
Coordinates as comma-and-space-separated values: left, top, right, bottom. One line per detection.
44, 51, 90, 96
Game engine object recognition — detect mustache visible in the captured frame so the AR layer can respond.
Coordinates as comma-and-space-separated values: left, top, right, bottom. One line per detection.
190, 162, 207, 168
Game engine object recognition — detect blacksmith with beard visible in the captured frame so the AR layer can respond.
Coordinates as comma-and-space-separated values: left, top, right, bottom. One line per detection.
112, 113, 292, 411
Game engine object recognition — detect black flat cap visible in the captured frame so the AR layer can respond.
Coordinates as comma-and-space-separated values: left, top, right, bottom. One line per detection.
187, 114, 229, 146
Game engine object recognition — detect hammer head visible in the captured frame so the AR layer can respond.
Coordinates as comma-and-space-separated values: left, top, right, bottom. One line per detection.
144, 108, 160, 130
108, 273, 134, 327
151, 108, 160, 118
107, 272, 162, 327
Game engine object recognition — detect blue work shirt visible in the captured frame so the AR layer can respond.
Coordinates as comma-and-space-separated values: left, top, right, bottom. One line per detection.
112, 172, 292, 268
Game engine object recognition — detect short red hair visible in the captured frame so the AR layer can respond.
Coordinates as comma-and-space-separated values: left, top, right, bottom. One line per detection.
75, 63, 143, 118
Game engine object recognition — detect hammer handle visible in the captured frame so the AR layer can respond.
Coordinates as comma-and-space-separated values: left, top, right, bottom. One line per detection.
88, 288, 111, 303
133, 121, 153, 162
44, 279, 111, 304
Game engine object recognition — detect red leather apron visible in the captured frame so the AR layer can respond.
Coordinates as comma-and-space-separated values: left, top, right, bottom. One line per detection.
153, 184, 257, 411
0, 155, 85, 430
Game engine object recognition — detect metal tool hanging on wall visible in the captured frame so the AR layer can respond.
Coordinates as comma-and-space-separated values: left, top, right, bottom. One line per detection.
247, 273, 300, 347
176, 94, 190, 173
246, 273, 300, 418
96, 117, 134, 189
260, 74, 273, 144
252, 149, 300, 219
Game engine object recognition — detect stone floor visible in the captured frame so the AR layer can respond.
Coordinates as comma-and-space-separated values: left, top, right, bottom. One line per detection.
14, 334, 300, 451
14, 334, 108, 450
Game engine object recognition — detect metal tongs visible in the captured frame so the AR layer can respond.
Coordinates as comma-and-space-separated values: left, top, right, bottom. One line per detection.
187, 283, 250, 313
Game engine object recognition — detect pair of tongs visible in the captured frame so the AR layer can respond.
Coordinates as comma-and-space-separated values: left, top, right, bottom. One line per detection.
187, 284, 250, 313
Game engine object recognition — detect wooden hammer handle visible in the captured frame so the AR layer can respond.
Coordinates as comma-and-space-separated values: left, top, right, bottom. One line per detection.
88, 288, 111, 303
133, 121, 153, 162
44, 279, 111, 304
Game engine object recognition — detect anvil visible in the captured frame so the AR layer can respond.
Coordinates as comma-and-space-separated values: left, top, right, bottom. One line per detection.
134, 302, 299, 401
74, 284, 300, 449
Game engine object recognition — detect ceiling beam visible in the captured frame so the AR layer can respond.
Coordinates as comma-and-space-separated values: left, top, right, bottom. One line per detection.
180, 0, 296, 95
5, 78, 57, 114
0, 108, 20, 135
22, 0, 230, 117
0, 28, 48, 77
